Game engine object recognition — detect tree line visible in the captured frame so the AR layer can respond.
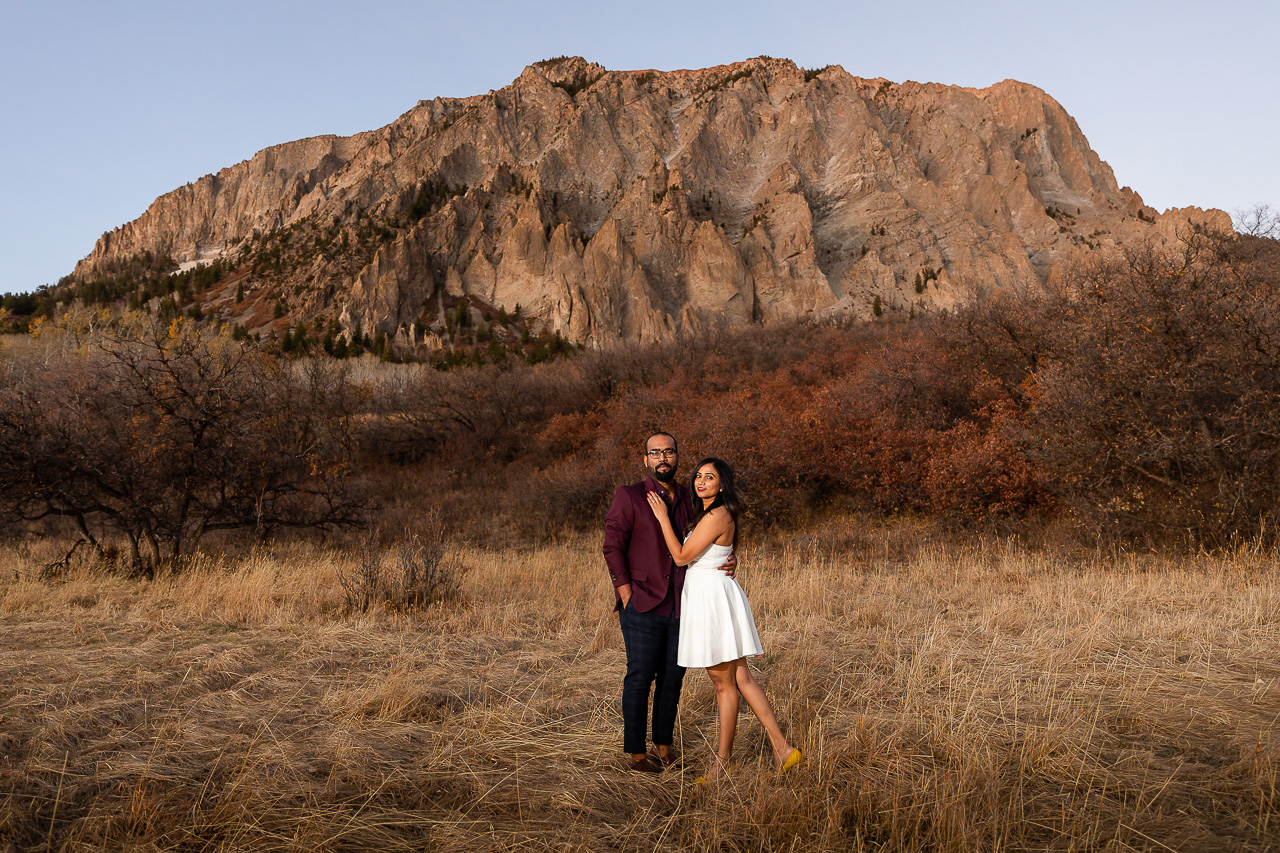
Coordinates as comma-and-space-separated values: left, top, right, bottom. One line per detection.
2, 226, 1277, 569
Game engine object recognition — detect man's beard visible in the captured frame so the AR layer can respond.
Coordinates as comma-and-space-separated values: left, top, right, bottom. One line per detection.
652, 465, 676, 483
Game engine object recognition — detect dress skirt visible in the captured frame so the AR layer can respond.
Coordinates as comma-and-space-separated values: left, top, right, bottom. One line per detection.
678, 543, 764, 668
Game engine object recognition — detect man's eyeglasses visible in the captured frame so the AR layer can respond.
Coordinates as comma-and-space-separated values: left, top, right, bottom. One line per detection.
645, 449, 678, 459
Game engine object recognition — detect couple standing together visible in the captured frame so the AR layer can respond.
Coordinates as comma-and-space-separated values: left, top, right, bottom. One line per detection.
603, 431, 802, 781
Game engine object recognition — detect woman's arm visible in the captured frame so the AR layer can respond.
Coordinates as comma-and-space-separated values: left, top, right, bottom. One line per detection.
646, 493, 730, 565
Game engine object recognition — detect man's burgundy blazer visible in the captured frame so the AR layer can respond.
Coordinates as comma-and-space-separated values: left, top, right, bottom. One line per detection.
603, 476, 694, 614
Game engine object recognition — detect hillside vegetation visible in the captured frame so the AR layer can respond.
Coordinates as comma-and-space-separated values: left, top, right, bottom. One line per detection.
3, 229, 1278, 565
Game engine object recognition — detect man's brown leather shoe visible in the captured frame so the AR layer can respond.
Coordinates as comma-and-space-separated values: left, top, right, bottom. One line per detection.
652, 749, 679, 769
629, 755, 661, 773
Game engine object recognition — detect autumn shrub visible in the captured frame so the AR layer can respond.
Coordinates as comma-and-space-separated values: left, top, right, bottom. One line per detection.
0, 316, 368, 570
518, 323, 1046, 529
525, 327, 857, 525
1030, 235, 1280, 546
359, 358, 603, 463
776, 328, 1048, 522
948, 231, 1280, 547
356, 324, 896, 534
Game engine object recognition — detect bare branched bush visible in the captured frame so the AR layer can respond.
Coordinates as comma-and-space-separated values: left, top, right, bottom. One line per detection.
1235, 202, 1280, 240
340, 529, 386, 613
340, 513, 464, 612
360, 360, 598, 463
0, 315, 369, 572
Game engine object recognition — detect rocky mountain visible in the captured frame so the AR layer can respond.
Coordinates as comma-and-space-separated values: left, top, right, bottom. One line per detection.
70, 56, 1230, 346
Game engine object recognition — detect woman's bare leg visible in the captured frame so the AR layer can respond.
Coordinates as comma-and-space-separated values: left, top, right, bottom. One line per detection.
734, 660, 797, 770
704, 661, 741, 779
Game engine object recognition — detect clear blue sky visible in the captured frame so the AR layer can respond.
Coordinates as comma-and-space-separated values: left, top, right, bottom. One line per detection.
2, 0, 1275, 294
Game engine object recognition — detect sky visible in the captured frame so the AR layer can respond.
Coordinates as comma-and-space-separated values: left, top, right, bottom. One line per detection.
2, 0, 1275, 294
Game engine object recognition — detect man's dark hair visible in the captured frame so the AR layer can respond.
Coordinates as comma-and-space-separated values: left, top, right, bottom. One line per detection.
644, 431, 678, 451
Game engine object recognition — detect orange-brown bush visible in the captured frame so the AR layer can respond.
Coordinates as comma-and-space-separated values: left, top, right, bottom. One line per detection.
951, 231, 1280, 547
522, 324, 1048, 530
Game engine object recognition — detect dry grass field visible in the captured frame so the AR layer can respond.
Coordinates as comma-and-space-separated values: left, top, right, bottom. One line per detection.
1, 519, 1278, 852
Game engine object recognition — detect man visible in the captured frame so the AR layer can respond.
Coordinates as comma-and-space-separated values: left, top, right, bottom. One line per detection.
603, 431, 734, 772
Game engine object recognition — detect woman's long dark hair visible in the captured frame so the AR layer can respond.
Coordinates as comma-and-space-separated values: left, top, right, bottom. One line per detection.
686, 457, 741, 547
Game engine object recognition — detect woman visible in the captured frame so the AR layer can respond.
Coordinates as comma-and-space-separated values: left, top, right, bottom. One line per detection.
646, 457, 802, 782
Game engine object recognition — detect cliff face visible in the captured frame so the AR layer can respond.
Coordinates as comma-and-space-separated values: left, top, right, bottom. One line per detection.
79, 134, 371, 272
72, 56, 1231, 345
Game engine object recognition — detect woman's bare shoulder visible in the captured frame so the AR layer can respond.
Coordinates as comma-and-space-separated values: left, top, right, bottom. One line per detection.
710, 507, 735, 543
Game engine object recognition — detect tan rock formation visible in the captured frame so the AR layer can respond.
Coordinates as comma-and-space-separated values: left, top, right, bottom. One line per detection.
69, 56, 1233, 343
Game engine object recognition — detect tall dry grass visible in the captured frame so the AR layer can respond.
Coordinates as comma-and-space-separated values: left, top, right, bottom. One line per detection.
1, 520, 1278, 851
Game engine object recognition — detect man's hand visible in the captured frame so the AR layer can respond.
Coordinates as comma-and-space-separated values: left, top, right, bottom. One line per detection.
617, 583, 633, 609
718, 553, 737, 578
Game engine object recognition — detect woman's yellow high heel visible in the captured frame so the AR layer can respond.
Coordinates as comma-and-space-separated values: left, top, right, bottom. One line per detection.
695, 758, 734, 785
780, 748, 804, 774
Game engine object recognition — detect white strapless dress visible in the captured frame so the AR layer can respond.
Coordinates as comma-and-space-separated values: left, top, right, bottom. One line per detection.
678, 543, 764, 668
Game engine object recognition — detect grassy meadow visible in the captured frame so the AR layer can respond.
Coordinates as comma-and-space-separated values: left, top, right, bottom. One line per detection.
1, 519, 1278, 851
